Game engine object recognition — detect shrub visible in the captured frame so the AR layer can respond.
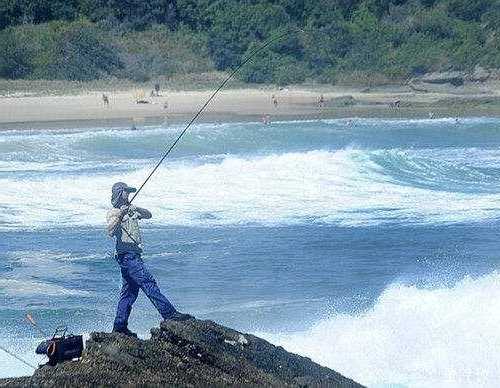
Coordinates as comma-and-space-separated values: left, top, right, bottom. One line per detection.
43, 20, 123, 81
0, 28, 33, 78
119, 25, 213, 81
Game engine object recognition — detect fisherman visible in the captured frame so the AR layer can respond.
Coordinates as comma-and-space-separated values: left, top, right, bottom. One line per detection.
107, 182, 192, 337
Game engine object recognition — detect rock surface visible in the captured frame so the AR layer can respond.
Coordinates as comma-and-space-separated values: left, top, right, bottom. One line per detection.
468, 66, 491, 82
0, 318, 363, 387
419, 71, 465, 86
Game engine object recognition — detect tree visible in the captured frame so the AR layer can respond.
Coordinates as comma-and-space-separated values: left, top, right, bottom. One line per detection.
44, 20, 123, 80
207, 1, 290, 70
445, 0, 493, 22
0, 28, 33, 78
88, 0, 177, 30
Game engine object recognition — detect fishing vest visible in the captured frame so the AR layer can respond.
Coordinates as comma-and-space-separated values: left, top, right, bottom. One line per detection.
116, 210, 143, 254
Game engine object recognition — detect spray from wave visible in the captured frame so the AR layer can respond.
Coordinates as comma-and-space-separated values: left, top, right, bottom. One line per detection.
260, 272, 500, 388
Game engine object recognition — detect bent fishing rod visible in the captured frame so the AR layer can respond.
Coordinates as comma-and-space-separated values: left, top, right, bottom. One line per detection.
129, 28, 301, 204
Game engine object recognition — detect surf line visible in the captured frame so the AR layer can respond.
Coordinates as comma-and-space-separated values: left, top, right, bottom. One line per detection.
128, 28, 302, 203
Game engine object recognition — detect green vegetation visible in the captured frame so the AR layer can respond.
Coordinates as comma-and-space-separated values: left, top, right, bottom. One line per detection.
0, 0, 499, 85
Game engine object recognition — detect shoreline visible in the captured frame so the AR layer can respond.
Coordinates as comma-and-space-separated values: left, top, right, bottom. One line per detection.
1, 84, 500, 131
2, 111, 500, 132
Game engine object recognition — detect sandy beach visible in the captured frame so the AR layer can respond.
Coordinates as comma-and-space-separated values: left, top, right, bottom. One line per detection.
1, 81, 500, 130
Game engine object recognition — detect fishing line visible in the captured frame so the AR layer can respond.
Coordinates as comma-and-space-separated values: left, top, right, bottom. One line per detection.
0, 344, 36, 370
129, 28, 300, 204
26, 313, 49, 338
0, 314, 46, 370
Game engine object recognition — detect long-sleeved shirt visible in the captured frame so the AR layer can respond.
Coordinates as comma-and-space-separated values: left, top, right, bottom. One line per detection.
106, 206, 152, 254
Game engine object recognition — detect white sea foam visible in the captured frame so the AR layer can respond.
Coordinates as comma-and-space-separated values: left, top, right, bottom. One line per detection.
0, 250, 96, 301
259, 271, 500, 388
1, 149, 500, 230
322, 116, 500, 126
0, 279, 91, 297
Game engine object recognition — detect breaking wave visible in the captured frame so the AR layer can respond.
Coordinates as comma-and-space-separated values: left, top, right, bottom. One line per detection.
1, 147, 500, 230
261, 271, 500, 387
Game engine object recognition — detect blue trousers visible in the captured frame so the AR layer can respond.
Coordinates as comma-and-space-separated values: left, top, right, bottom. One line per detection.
113, 252, 176, 330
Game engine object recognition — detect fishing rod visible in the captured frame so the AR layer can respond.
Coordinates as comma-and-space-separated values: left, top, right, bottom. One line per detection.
129, 28, 300, 204
26, 313, 49, 338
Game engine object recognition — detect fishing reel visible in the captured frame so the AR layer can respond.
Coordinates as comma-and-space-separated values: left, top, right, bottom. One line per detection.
35, 326, 83, 366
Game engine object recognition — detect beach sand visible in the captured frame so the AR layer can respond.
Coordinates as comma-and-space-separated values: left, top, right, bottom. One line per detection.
1, 81, 500, 130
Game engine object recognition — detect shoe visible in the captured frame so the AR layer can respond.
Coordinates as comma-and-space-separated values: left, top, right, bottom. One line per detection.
112, 326, 138, 338
165, 311, 194, 322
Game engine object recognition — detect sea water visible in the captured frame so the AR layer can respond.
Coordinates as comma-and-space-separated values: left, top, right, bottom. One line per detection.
1, 118, 500, 387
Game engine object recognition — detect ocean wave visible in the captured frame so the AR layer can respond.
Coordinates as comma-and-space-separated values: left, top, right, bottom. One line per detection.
369, 148, 500, 193
0, 250, 98, 304
260, 271, 500, 387
322, 116, 500, 126
1, 149, 500, 230
0, 279, 91, 297
4, 116, 500, 169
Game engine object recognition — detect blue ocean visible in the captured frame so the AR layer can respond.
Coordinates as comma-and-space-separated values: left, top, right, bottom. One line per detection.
1, 118, 500, 387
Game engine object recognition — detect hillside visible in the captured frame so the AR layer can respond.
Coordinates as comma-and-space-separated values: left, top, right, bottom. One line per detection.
0, 0, 499, 86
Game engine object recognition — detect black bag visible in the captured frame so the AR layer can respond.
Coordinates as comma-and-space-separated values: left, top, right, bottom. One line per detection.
35, 327, 83, 366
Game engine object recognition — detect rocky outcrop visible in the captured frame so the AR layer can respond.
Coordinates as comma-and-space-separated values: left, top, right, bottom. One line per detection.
0, 318, 363, 387
411, 67, 500, 88
467, 66, 491, 82
419, 71, 465, 86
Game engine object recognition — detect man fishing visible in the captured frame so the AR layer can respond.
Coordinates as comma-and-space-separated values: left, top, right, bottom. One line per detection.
107, 182, 192, 337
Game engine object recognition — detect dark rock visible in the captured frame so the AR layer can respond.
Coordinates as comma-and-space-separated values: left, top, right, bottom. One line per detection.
0, 318, 363, 387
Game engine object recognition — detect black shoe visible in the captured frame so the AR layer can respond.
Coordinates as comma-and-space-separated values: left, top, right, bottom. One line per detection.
165, 311, 194, 322
112, 326, 138, 338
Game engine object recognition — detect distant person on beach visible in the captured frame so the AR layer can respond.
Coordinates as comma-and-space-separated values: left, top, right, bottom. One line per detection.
107, 182, 192, 337
102, 94, 109, 106
390, 99, 401, 109
318, 94, 325, 107
271, 94, 278, 108
262, 114, 271, 125
154, 83, 160, 96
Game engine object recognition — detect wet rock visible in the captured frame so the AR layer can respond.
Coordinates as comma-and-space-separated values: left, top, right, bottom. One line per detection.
0, 318, 363, 387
